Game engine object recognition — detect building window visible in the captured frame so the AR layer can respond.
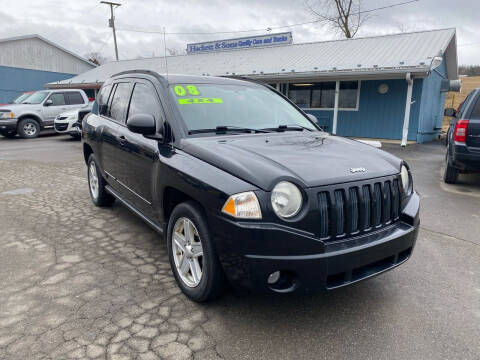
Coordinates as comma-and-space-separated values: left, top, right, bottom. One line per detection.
287, 81, 360, 110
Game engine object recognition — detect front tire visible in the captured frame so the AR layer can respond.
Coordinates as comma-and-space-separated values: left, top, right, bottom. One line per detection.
87, 154, 115, 207
167, 201, 227, 302
17, 118, 40, 139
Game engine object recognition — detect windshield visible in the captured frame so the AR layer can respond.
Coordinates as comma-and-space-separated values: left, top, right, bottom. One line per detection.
23, 91, 49, 104
12, 93, 32, 104
169, 83, 318, 133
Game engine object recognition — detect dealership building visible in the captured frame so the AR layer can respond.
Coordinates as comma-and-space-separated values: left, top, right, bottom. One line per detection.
46, 28, 459, 144
0, 34, 96, 103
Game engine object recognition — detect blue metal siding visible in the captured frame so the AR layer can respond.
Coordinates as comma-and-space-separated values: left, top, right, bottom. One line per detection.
305, 79, 422, 141
416, 59, 447, 143
0, 65, 74, 103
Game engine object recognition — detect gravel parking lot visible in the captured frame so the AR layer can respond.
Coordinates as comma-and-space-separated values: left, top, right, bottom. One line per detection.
0, 134, 479, 360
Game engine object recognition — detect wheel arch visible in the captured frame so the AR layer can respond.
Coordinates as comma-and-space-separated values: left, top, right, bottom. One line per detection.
17, 114, 43, 128
83, 143, 93, 165
162, 186, 207, 225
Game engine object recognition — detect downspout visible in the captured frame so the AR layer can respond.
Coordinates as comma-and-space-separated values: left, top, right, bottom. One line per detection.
401, 73, 414, 147
332, 80, 340, 135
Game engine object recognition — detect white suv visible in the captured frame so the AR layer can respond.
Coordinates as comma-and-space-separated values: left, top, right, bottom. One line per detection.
54, 104, 93, 139
0, 89, 89, 139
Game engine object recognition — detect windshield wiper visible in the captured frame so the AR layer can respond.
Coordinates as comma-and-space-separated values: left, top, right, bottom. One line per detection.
260, 124, 313, 132
188, 125, 272, 135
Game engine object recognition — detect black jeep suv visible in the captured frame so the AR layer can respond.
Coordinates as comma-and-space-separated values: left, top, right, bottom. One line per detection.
444, 88, 480, 183
82, 71, 419, 302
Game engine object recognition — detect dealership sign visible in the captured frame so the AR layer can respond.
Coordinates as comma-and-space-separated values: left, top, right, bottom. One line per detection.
187, 32, 293, 54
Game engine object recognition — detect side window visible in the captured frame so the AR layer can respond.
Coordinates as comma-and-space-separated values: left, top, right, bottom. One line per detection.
128, 83, 163, 123
65, 92, 85, 105
108, 82, 132, 122
48, 93, 66, 106
97, 84, 113, 106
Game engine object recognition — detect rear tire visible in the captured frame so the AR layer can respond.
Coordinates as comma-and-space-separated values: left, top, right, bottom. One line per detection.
167, 201, 227, 302
17, 118, 40, 139
87, 154, 115, 207
444, 154, 458, 184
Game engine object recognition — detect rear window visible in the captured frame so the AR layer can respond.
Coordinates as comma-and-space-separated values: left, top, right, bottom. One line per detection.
469, 94, 480, 118
458, 91, 475, 118
65, 92, 85, 105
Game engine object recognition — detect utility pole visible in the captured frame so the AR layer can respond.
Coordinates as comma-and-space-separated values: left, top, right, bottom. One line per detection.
101, 1, 121, 61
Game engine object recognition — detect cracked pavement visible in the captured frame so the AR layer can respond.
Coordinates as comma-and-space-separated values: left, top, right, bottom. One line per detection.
0, 135, 479, 360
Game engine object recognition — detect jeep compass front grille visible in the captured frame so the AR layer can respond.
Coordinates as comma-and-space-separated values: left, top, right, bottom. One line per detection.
317, 176, 402, 241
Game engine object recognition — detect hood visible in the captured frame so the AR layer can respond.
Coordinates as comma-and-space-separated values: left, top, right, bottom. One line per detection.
0, 103, 38, 113
180, 133, 402, 191
57, 109, 78, 118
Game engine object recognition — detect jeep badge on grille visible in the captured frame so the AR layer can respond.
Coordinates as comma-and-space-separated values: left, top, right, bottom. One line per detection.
350, 167, 367, 173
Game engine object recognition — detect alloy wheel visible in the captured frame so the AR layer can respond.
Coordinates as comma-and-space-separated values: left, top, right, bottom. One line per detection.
89, 162, 99, 199
23, 122, 37, 137
172, 217, 204, 287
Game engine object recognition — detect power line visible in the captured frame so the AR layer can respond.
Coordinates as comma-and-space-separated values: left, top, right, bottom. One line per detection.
116, 0, 419, 36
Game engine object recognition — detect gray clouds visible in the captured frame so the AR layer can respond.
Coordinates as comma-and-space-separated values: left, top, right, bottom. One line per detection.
0, 0, 478, 64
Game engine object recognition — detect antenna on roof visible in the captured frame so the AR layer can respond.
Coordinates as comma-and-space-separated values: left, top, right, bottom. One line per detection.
163, 27, 169, 80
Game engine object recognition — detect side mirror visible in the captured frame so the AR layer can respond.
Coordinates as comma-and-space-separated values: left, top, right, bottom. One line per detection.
444, 108, 456, 117
306, 113, 317, 123
127, 114, 157, 136
44, 99, 53, 106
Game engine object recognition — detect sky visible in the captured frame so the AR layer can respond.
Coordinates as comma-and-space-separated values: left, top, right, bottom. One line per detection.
0, 0, 478, 65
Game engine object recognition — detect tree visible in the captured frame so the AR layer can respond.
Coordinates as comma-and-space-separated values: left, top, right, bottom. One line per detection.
459, 65, 480, 77
305, 0, 368, 38
85, 52, 108, 65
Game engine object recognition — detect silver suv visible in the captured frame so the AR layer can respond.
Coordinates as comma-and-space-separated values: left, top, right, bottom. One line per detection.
0, 89, 89, 139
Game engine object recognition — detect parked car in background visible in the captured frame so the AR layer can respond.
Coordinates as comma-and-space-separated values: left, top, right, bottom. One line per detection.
444, 88, 480, 183
54, 103, 93, 139
0, 89, 90, 139
83, 71, 419, 302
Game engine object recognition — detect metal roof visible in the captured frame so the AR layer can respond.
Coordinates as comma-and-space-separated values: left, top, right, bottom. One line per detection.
0, 34, 97, 68
46, 28, 457, 89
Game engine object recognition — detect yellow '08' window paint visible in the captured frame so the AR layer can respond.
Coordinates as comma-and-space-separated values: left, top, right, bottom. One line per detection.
174, 85, 200, 97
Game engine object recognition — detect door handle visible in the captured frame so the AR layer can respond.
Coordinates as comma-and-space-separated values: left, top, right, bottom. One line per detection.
118, 135, 127, 146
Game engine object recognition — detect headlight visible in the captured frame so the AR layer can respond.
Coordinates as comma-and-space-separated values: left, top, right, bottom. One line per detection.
222, 191, 262, 219
400, 165, 411, 195
0, 112, 14, 119
271, 181, 303, 218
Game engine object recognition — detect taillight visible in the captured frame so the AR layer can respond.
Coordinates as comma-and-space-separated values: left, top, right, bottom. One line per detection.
454, 119, 469, 143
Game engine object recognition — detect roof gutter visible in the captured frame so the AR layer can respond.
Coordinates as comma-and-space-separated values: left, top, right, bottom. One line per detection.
45, 67, 431, 89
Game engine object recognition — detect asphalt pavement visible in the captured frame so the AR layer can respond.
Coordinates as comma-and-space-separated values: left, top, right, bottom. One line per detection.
0, 134, 479, 360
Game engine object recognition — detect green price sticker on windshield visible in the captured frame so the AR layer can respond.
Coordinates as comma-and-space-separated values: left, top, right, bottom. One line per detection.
178, 98, 223, 105
174, 85, 200, 96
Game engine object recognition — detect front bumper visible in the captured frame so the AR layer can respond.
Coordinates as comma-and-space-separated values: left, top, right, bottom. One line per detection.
209, 191, 420, 294
0, 119, 18, 132
54, 119, 80, 135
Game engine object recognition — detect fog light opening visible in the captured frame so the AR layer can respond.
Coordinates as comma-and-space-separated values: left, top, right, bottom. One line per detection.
267, 270, 298, 293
